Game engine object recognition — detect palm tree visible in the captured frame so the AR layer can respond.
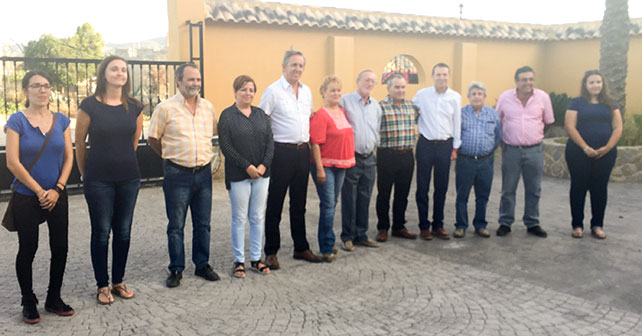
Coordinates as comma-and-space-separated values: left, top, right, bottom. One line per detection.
599, 0, 631, 115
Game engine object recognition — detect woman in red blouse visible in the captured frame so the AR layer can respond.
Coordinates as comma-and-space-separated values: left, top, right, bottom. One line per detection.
310, 75, 355, 262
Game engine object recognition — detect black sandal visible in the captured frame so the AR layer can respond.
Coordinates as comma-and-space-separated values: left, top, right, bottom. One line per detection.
232, 262, 245, 278
250, 260, 270, 275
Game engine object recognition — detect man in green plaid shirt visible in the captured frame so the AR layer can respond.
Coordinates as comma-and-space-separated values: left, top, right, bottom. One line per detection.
375, 74, 419, 242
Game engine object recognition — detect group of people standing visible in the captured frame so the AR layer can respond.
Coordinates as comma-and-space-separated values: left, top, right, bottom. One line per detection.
5, 49, 622, 324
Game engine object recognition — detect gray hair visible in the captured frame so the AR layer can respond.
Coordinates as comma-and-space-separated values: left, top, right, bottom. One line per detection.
282, 50, 306, 67
467, 81, 487, 96
386, 73, 406, 89
356, 69, 375, 82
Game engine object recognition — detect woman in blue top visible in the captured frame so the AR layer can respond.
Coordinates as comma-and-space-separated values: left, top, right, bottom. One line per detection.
75, 56, 144, 304
5, 71, 74, 323
564, 70, 623, 239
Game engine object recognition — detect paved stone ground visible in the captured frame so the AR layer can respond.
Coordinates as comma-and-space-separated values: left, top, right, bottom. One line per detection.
1, 157, 642, 335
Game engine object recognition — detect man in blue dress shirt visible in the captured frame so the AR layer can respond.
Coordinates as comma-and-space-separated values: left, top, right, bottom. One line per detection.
453, 82, 502, 238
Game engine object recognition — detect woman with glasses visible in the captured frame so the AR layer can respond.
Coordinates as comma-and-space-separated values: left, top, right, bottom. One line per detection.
5, 71, 74, 323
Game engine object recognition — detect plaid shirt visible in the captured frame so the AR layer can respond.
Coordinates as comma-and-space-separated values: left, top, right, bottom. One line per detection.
378, 96, 418, 149
148, 93, 217, 167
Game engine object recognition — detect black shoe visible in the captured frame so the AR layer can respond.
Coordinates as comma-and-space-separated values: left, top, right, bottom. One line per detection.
45, 296, 74, 316
496, 225, 511, 237
527, 226, 548, 238
21, 295, 40, 324
166, 271, 182, 288
195, 265, 220, 281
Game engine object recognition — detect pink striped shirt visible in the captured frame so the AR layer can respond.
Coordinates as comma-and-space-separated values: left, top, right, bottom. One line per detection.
496, 88, 554, 146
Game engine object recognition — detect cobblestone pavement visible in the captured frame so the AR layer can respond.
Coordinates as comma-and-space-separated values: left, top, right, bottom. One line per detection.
1, 159, 642, 335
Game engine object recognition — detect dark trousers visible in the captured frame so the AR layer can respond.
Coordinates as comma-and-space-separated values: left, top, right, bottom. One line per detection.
416, 136, 453, 230
264, 144, 310, 255
376, 148, 414, 231
565, 144, 617, 229
341, 153, 376, 242
14, 191, 68, 299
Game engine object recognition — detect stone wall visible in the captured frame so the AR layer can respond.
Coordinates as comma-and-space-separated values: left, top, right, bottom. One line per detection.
543, 137, 642, 182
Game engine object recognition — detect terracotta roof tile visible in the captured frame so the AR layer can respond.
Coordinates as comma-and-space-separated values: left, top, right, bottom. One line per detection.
205, 0, 642, 41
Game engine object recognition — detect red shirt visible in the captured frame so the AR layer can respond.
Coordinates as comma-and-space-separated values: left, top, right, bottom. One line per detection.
310, 107, 355, 168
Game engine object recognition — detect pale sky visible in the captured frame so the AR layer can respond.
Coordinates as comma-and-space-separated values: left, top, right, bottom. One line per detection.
1, 0, 641, 46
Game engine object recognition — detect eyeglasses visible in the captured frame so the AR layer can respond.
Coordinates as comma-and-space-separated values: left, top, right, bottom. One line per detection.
28, 83, 52, 90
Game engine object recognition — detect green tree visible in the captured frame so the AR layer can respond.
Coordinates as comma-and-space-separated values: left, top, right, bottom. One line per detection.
600, 0, 631, 115
21, 23, 104, 114
23, 23, 104, 59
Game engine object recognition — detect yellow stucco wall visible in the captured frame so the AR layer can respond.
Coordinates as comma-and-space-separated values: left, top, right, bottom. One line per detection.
167, 0, 642, 114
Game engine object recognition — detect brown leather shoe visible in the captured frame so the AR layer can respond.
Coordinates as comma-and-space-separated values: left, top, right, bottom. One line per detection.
293, 249, 323, 263
432, 228, 451, 240
391, 228, 417, 239
375, 230, 388, 242
420, 229, 432, 240
265, 254, 280, 270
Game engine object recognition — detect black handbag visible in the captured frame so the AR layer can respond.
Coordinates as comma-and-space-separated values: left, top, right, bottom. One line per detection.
2, 113, 58, 232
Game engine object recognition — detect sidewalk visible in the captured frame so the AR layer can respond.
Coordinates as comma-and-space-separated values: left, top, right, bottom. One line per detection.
1, 162, 641, 335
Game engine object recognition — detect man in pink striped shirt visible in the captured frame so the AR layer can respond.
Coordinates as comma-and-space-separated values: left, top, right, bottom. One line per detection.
495, 66, 554, 238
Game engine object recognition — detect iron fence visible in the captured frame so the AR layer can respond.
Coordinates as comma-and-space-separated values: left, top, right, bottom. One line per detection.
1, 56, 186, 128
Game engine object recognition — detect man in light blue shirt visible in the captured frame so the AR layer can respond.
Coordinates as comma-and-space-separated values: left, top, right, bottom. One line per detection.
339, 70, 381, 251
454, 82, 502, 239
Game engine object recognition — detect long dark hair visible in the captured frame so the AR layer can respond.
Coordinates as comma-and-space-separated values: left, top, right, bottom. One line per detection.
580, 70, 613, 109
93, 55, 141, 110
22, 70, 52, 108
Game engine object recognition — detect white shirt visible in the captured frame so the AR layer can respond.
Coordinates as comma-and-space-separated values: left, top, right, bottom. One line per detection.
413, 86, 462, 149
259, 75, 312, 143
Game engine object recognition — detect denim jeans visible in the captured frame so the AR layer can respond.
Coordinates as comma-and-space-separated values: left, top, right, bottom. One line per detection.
311, 165, 346, 255
163, 161, 212, 272
228, 177, 270, 263
498, 143, 543, 228
341, 153, 376, 243
84, 178, 140, 288
416, 136, 452, 230
455, 155, 494, 230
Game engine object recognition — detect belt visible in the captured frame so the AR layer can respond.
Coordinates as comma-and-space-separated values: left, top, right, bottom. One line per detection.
166, 160, 210, 173
355, 152, 373, 159
460, 152, 493, 160
379, 147, 413, 152
504, 142, 541, 149
421, 135, 453, 145
275, 142, 309, 150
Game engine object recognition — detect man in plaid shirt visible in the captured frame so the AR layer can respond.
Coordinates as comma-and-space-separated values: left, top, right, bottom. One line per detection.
375, 74, 419, 242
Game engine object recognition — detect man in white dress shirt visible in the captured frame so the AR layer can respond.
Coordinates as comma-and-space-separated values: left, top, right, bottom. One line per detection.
413, 63, 462, 241
259, 50, 322, 269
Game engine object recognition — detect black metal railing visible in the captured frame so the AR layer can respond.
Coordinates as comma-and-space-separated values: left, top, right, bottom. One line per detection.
1, 56, 186, 126
0, 56, 198, 195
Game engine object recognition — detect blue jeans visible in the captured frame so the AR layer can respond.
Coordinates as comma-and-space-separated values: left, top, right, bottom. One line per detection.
498, 143, 543, 228
84, 178, 140, 288
228, 177, 270, 263
163, 161, 212, 272
455, 155, 494, 230
311, 166, 345, 254
341, 153, 376, 243
416, 136, 452, 230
